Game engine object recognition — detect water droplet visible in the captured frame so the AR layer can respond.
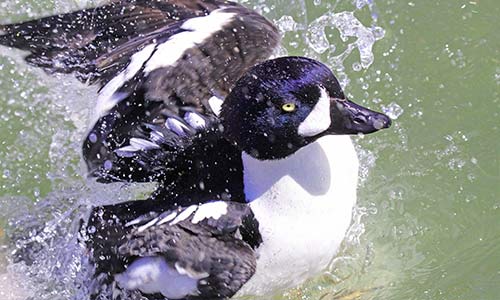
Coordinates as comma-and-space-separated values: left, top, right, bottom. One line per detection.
352, 62, 362, 71
372, 26, 385, 40
103, 160, 113, 170
88, 133, 97, 143
448, 158, 466, 170
275, 15, 302, 33
382, 102, 404, 119
307, 15, 331, 53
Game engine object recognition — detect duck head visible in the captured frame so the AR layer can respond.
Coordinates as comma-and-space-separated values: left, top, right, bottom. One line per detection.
220, 56, 391, 160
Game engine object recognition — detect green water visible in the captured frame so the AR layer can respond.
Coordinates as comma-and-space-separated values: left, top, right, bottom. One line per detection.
0, 0, 498, 299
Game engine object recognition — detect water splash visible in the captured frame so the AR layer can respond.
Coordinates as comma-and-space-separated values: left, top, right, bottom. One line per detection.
382, 102, 404, 120
1, 181, 155, 300
275, 15, 304, 33
307, 11, 384, 69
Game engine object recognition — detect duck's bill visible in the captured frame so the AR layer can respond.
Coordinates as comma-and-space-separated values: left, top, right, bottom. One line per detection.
329, 98, 392, 135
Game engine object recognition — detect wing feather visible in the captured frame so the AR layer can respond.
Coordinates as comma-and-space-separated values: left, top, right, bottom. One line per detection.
0, 0, 228, 82
86, 200, 259, 299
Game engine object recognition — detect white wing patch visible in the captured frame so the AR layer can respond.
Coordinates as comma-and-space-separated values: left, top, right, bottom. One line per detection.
144, 9, 236, 74
137, 217, 160, 233
157, 211, 178, 226
191, 201, 228, 224
184, 112, 206, 129
124, 201, 227, 234
175, 262, 210, 280
208, 96, 223, 116
116, 138, 161, 154
115, 256, 199, 299
125, 214, 153, 227
93, 9, 234, 120
149, 129, 165, 144
166, 118, 191, 136
298, 86, 332, 137
95, 43, 157, 117
170, 205, 198, 225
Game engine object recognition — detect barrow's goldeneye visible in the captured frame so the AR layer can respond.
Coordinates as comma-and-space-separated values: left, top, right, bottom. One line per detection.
1, 1, 391, 299
84, 56, 391, 299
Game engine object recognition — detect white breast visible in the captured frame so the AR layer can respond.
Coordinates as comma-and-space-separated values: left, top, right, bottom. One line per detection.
236, 135, 359, 297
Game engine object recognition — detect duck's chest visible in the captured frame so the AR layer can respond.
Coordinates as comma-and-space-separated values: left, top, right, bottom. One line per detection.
236, 135, 359, 296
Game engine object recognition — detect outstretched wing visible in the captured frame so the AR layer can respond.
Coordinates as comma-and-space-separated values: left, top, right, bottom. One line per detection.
0, 0, 278, 86
86, 200, 261, 299
1, 0, 279, 184
0, 0, 209, 82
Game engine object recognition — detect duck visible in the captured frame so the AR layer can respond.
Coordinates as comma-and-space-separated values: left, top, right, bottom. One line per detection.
1, 1, 392, 298
85, 56, 391, 299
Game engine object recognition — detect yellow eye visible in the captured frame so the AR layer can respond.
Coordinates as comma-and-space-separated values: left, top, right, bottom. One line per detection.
281, 103, 296, 112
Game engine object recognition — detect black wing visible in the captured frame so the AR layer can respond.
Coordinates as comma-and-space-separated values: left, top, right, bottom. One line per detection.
86, 200, 261, 300
0, 0, 278, 86
0, 0, 208, 83
1, 0, 279, 183
85, 110, 245, 203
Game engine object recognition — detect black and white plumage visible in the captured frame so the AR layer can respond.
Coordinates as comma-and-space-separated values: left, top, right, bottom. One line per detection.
2, 2, 392, 299
87, 200, 261, 299
81, 56, 391, 299
0, 0, 280, 202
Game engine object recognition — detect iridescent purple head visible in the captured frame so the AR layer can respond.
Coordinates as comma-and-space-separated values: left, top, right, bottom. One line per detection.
220, 56, 391, 159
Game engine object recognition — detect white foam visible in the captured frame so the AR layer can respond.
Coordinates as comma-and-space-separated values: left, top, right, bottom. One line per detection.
297, 86, 331, 137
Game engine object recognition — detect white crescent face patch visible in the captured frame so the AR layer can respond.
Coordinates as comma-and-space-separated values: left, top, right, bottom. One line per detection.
297, 86, 332, 137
